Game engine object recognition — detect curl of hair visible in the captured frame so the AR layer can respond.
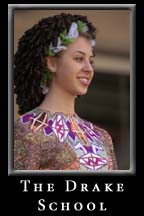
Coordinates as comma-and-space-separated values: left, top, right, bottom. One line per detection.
14, 13, 96, 115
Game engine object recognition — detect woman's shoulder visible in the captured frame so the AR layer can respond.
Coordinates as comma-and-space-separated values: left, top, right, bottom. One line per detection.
79, 117, 112, 141
80, 117, 117, 169
14, 108, 38, 133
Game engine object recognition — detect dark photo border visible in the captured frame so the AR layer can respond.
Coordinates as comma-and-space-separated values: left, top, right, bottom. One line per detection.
8, 4, 136, 176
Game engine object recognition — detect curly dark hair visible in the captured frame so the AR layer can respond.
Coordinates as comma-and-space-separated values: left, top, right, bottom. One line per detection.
14, 13, 96, 115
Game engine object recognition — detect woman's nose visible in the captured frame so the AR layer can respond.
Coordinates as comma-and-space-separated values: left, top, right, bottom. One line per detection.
83, 60, 94, 73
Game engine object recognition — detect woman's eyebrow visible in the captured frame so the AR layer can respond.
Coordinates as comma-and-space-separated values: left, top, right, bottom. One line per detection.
74, 50, 94, 57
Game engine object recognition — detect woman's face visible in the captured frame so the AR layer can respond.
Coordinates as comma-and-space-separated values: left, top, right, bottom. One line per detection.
50, 36, 94, 97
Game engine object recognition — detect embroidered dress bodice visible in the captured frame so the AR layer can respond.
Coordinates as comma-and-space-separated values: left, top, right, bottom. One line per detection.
14, 107, 117, 170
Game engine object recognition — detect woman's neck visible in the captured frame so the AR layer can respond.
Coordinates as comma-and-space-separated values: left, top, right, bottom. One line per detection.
39, 86, 76, 115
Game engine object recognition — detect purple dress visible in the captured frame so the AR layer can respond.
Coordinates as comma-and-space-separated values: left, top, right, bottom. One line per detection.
14, 107, 117, 170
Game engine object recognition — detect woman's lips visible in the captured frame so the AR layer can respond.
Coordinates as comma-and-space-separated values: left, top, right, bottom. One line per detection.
77, 77, 90, 86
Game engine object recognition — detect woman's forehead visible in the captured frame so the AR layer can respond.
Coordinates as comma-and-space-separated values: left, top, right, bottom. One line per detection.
66, 37, 93, 56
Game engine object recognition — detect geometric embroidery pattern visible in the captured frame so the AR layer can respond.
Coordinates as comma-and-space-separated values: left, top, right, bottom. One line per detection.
79, 153, 108, 170
21, 113, 35, 124
52, 114, 69, 142
19, 108, 112, 170
30, 112, 48, 133
69, 116, 89, 146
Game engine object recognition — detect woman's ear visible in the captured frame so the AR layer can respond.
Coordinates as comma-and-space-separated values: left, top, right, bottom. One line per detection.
46, 56, 57, 73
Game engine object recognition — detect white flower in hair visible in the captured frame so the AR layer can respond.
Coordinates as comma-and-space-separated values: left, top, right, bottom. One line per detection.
90, 39, 96, 47
66, 22, 79, 39
48, 21, 93, 56
81, 25, 89, 33
40, 84, 49, 94
49, 37, 67, 54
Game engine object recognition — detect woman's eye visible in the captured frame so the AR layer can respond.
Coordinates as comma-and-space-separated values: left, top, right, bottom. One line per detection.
74, 57, 94, 65
75, 57, 83, 62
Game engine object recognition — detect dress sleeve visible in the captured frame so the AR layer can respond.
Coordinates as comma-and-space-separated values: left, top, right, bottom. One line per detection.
14, 120, 40, 170
102, 129, 118, 170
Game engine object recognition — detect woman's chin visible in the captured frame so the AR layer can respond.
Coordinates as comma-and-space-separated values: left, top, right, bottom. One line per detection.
76, 89, 88, 96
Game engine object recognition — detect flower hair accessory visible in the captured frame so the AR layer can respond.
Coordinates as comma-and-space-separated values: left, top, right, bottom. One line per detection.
48, 20, 93, 56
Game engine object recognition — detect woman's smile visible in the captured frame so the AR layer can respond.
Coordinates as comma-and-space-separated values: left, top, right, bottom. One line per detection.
77, 76, 91, 86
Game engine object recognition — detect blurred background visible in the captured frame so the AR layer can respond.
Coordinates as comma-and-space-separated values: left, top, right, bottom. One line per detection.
13, 9, 130, 170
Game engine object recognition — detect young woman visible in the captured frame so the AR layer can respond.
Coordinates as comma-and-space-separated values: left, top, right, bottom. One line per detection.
14, 13, 117, 170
